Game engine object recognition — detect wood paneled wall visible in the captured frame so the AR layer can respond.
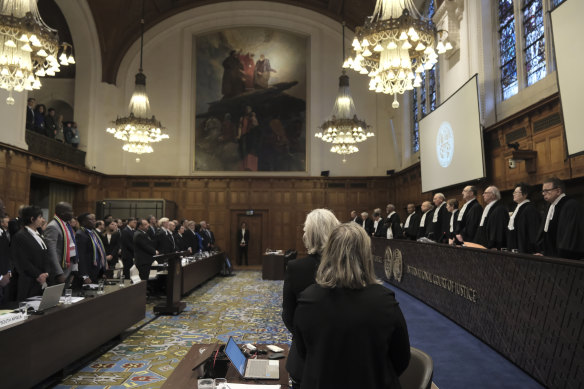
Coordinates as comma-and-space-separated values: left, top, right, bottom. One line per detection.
1, 93, 583, 261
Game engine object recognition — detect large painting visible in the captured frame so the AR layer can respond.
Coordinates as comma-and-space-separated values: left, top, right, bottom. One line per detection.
194, 28, 307, 172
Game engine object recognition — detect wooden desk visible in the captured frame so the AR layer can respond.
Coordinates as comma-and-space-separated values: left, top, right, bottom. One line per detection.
262, 253, 286, 280
0, 281, 146, 389
182, 252, 225, 295
162, 343, 289, 388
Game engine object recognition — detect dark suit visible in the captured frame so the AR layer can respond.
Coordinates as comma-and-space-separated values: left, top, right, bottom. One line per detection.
174, 232, 189, 251
282, 254, 320, 382
456, 199, 483, 243
134, 230, 156, 280
236, 228, 249, 265
416, 210, 434, 239
0, 229, 11, 303
430, 203, 450, 243
403, 212, 421, 240
147, 225, 157, 240
76, 229, 106, 282
26, 106, 35, 130
294, 284, 410, 389
201, 229, 214, 251
155, 229, 176, 254
183, 229, 200, 253
120, 226, 135, 279
11, 229, 49, 301
103, 231, 121, 267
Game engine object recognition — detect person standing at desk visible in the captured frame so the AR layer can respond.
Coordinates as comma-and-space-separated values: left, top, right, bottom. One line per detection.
282, 208, 340, 389
11, 206, 50, 301
294, 223, 410, 388
134, 219, 158, 281
237, 222, 249, 265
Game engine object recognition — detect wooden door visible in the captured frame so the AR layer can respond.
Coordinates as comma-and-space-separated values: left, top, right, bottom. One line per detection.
231, 211, 265, 266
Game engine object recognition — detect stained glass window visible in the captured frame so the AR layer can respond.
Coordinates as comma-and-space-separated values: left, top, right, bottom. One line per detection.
551, 0, 566, 9
523, 0, 546, 86
428, 66, 437, 111
413, 88, 419, 153
420, 71, 427, 117
499, 0, 518, 100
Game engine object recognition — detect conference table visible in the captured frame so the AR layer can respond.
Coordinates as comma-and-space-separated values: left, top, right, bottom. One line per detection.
162, 343, 289, 388
182, 251, 225, 295
0, 280, 146, 389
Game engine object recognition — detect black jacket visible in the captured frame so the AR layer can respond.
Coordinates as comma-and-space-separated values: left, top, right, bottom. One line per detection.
11, 229, 49, 300
155, 229, 176, 254
121, 227, 135, 261
134, 230, 156, 267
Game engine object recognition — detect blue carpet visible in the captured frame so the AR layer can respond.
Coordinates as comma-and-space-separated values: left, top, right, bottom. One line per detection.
385, 282, 544, 389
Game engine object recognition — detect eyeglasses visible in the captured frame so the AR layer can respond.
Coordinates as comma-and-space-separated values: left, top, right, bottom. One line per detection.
541, 187, 558, 194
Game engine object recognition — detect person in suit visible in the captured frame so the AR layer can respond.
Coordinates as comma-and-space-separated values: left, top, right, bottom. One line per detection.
200, 220, 215, 251
134, 219, 158, 281
147, 215, 158, 240
236, 221, 250, 265
537, 177, 584, 259
402, 203, 421, 240
0, 198, 12, 304
507, 183, 541, 254
174, 224, 189, 251
455, 185, 483, 244
383, 204, 403, 239
446, 199, 459, 245
103, 220, 121, 268
349, 210, 359, 223
25, 98, 36, 130
294, 222, 410, 388
359, 212, 374, 236
474, 186, 509, 250
416, 201, 434, 239
11, 206, 50, 301
33, 104, 46, 134
155, 217, 176, 254
182, 220, 199, 254
44, 202, 78, 286
120, 218, 137, 279
76, 213, 107, 284
194, 224, 204, 252
282, 208, 340, 389
430, 193, 449, 243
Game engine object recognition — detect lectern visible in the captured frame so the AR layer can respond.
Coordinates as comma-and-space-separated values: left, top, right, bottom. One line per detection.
153, 250, 189, 315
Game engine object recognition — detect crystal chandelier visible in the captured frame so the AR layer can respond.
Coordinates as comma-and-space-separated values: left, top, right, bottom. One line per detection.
343, 0, 452, 108
106, 0, 168, 155
315, 23, 373, 162
0, 0, 74, 104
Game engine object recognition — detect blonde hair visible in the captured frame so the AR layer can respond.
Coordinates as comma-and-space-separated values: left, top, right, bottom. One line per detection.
316, 223, 380, 289
158, 217, 169, 227
302, 209, 340, 255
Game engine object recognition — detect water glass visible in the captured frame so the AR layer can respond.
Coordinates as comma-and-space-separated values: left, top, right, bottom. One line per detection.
64, 289, 73, 304
214, 378, 228, 389
119, 273, 125, 287
197, 378, 214, 389
19, 302, 28, 316
97, 279, 105, 295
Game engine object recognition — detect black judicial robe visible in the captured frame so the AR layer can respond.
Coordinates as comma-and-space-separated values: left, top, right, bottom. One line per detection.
456, 199, 483, 243
416, 210, 434, 240
473, 201, 509, 250
382, 213, 403, 239
539, 196, 584, 259
373, 219, 386, 238
448, 210, 459, 240
430, 204, 450, 243
403, 212, 421, 240
507, 202, 541, 254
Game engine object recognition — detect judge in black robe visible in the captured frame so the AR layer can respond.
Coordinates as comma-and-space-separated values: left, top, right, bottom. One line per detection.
416, 201, 434, 240
538, 179, 584, 259
359, 212, 374, 236
430, 194, 449, 243
402, 204, 421, 240
507, 184, 541, 254
455, 186, 483, 244
382, 204, 403, 239
446, 199, 459, 244
473, 186, 509, 250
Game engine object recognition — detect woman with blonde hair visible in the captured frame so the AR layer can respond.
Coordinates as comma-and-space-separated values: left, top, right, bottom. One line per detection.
282, 208, 340, 388
294, 223, 410, 388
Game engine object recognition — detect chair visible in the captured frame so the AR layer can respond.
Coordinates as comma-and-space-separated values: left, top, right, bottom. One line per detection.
399, 347, 434, 389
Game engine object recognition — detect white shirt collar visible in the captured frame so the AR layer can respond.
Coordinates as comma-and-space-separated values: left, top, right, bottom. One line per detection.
508, 199, 530, 230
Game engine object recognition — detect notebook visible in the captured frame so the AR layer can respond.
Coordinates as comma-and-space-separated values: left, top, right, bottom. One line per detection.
224, 337, 279, 380
26, 283, 65, 312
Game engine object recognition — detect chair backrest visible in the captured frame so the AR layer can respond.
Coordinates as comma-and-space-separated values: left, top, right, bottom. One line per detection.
399, 347, 433, 389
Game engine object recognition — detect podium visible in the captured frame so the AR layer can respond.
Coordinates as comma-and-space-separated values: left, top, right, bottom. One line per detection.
153, 250, 189, 315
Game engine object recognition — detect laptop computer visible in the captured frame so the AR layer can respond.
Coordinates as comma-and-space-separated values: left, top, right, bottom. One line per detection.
26, 283, 65, 312
224, 337, 279, 380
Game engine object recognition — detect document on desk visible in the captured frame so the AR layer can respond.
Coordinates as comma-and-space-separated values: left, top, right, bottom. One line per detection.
224, 385, 280, 389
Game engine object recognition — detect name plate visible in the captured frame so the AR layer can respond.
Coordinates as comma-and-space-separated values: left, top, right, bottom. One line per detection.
0, 312, 26, 328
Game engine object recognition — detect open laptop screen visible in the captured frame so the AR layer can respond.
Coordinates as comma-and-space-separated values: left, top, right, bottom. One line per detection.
224, 337, 246, 376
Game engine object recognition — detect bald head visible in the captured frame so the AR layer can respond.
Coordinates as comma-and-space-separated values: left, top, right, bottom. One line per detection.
55, 202, 73, 221
421, 201, 433, 213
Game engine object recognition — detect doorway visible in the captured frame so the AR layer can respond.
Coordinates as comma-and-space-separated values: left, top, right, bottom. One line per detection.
231, 210, 267, 266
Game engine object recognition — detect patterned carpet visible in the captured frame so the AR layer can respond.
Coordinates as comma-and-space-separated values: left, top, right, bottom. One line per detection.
54, 271, 290, 388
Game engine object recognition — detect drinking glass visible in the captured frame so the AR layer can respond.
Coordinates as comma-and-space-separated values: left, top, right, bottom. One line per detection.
19, 302, 28, 316
64, 289, 73, 304
119, 273, 125, 287
97, 279, 105, 295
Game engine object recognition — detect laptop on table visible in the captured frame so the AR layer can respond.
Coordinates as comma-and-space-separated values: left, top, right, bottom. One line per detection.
224, 336, 279, 380
26, 283, 65, 312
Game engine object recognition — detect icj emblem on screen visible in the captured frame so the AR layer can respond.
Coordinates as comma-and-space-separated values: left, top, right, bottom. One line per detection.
436, 122, 454, 168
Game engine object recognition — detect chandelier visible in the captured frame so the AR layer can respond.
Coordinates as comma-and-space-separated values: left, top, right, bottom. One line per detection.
343, 0, 452, 108
315, 23, 373, 162
106, 0, 168, 155
0, 0, 74, 104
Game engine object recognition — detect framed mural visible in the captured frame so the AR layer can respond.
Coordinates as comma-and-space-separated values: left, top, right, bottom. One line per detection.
194, 28, 307, 172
